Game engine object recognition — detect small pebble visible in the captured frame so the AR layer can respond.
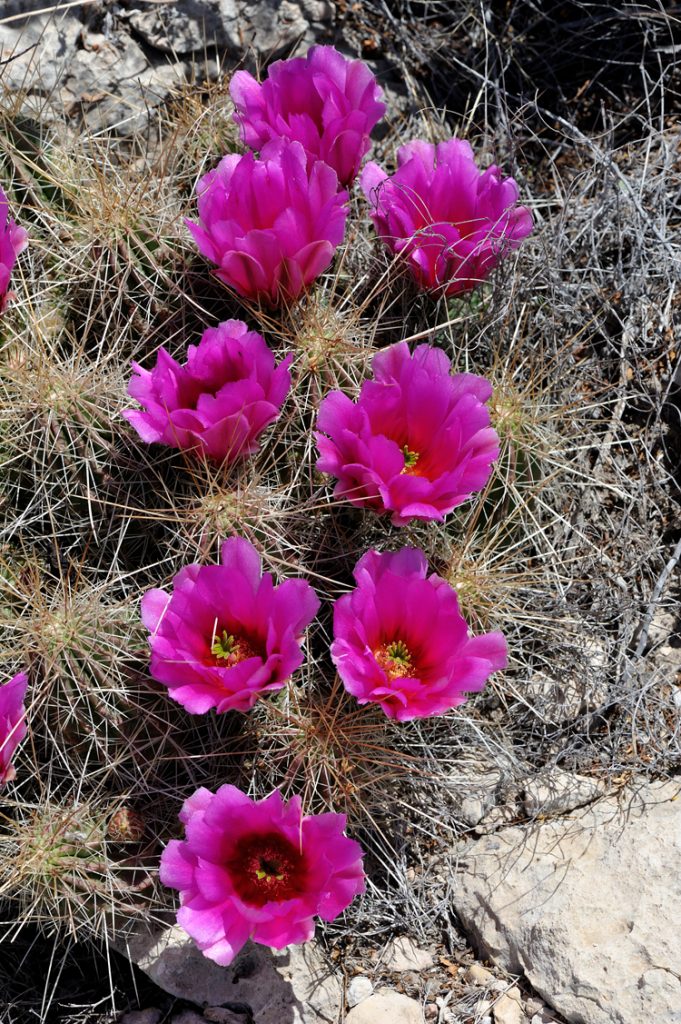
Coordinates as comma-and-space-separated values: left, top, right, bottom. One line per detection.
204, 1008, 249, 1023
170, 1013, 206, 1024
347, 975, 373, 1007
524, 997, 545, 1016
493, 986, 524, 1024
120, 1012, 161, 1024
465, 962, 494, 986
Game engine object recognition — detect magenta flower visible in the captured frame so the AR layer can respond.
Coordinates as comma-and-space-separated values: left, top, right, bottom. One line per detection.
122, 320, 292, 463
332, 549, 507, 721
316, 341, 500, 526
160, 785, 365, 965
230, 45, 386, 188
0, 672, 29, 785
141, 537, 320, 715
186, 140, 348, 305
361, 139, 533, 295
0, 187, 28, 313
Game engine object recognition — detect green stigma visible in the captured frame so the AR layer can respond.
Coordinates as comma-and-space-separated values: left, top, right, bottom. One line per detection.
402, 445, 420, 471
384, 640, 411, 667
211, 630, 238, 661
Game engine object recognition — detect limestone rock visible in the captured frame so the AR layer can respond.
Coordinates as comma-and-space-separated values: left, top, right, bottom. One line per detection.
0, 10, 83, 94
171, 1013, 207, 1024
128, 0, 333, 59
129, 1, 229, 54
523, 671, 585, 725
0, 10, 186, 132
454, 781, 681, 1024
203, 1010, 250, 1023
521, 768, 604, 817
525, 633, 610, 724
492, 987, 524, 1024
59, 35, 185, 134
383, 936, 434, 973
344, 989, 423, 1023
116, 925, 342, 1023
449, 767, 502, 828
474, 804, 518, 835
465, 963, 494, 986
346, 976, 373, 1007
120, 1011, 162, 1024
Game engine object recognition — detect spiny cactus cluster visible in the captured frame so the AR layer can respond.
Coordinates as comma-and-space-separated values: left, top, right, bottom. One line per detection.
0, 35, 676, 994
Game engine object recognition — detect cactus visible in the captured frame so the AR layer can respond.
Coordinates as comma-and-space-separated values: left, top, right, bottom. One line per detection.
0, 796, 156, 939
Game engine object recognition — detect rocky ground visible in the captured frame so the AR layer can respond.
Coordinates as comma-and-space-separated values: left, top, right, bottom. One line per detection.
1, 2, 679, 1023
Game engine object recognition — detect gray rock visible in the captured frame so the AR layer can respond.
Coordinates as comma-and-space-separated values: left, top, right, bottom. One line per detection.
523, 998, 546, 1017
454, 780, 681, 1024
474, 805, 517, 835
116, 924, 342, 1023
346, 976, 373, 1007
646, 606, 678, 646
449, 768, 502, 828
203, 1009, 250, 1023
120, 1011, 162, 1024
0, 11, 83, 94
1, 11, 186, 133
523, 671, 585, 725
383, 936, 434, 973
525, 634, 610, 724
129, 1, 229, 54
128, 0, 333, 59
57, 34, 186, 133
171, 1013, 207, 1024
521, 768, 604, 817
344, 989, 423, 1023
219, 0, 334, 57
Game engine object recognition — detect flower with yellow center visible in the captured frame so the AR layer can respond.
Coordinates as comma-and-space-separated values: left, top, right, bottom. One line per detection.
374, 639, 413, 680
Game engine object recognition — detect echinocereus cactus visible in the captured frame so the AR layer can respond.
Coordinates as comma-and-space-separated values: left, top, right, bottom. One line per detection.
186, 140, 349, 304
316, 341, 500, 525
123, 319, 292, 463
0, 796, 155, 939
331, 547, 508, 721
230, 45, 385, 188
141, 536, 320, 714
160, 784, 365, 964
361, 139, 533, 295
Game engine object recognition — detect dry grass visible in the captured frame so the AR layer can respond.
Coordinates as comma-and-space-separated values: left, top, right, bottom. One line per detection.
0, 3, 679, 1019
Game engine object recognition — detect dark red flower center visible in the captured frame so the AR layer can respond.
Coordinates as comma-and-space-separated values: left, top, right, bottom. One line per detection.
375, 639, 414, 681
226, 831, 309, 906
210, 628, 258, 666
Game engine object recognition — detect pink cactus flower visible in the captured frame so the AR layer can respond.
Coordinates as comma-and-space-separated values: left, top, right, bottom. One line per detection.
332, 548, 507, 721
316, 341, 500, 526
361, 139, 533, 295
0, 672, 29, 785
122, 320, 292, 463
160, 784, 365, 965
186, 140, 349, 305
230, 45, 386, 188
0, 187, 28, 313
142, 537, 320, 715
